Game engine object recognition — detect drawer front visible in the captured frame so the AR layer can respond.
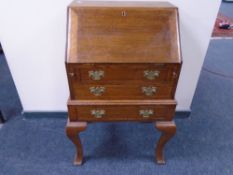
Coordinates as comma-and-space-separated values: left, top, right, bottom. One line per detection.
70, 84, 173, 100
68, 104, 176, 121
66, 63, 181, 84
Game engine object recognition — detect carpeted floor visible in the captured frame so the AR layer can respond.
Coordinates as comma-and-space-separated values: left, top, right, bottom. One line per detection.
0, 54, 22, 120
220, 1, 233, 17
0, 38, 233, 174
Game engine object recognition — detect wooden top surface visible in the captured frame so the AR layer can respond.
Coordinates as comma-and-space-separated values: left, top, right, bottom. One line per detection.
66, 1, 181, 63
69, 1, 176, 8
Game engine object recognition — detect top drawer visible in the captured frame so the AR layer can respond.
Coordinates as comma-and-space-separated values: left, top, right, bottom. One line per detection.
66, 63, 181, 85
66, 3, 181, 64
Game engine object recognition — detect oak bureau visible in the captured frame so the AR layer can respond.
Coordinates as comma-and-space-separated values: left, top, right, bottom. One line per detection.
65, 0, 182, 165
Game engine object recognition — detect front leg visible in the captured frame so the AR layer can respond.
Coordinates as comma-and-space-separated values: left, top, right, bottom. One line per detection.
66, 120, 87, 165
155, 121, 176, 164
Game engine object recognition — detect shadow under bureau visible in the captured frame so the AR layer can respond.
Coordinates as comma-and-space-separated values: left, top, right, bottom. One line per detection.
65, 0, 182, 165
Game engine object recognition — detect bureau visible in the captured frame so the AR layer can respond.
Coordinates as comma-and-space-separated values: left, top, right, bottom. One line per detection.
65, 0, 182, 165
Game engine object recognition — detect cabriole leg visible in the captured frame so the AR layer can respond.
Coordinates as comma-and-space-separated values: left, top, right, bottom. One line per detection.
155, 121, 176, 164
66, 120, 87, 165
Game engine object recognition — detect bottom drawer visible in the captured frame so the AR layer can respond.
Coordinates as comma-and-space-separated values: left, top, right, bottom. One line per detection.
68, 100, 176, 122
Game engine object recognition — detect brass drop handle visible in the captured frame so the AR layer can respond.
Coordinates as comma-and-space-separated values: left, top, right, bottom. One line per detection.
89, 86, 105, 96
144, 70, 160, 80
89, 70, 104, 81
173, 71, 177, 78
68, 72, 75, 77
91, 109, 105, 118
142, 86, 157, 96
139, 109, 154, 118
122, 11, 127, 17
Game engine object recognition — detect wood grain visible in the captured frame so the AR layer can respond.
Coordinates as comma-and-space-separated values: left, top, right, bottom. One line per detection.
66, 3, 181, 63
66, 120, 87, 165
68, 100, 176, 121
67, 99, 177, 105
66, 63, 180, 85
155, 121, 176, 164
65, 1, 182, 165
70, 84, 174, 100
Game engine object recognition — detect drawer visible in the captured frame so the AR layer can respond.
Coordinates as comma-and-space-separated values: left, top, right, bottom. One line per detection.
70, 83, 174, 100
68, 100, 176, 121
66, 63, 181, 84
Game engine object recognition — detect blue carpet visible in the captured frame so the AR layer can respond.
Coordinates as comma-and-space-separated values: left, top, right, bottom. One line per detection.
0, 54, 22, 120
203, 39, 233, 76
0, 38, 233, 174
220, 1, 233, 17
